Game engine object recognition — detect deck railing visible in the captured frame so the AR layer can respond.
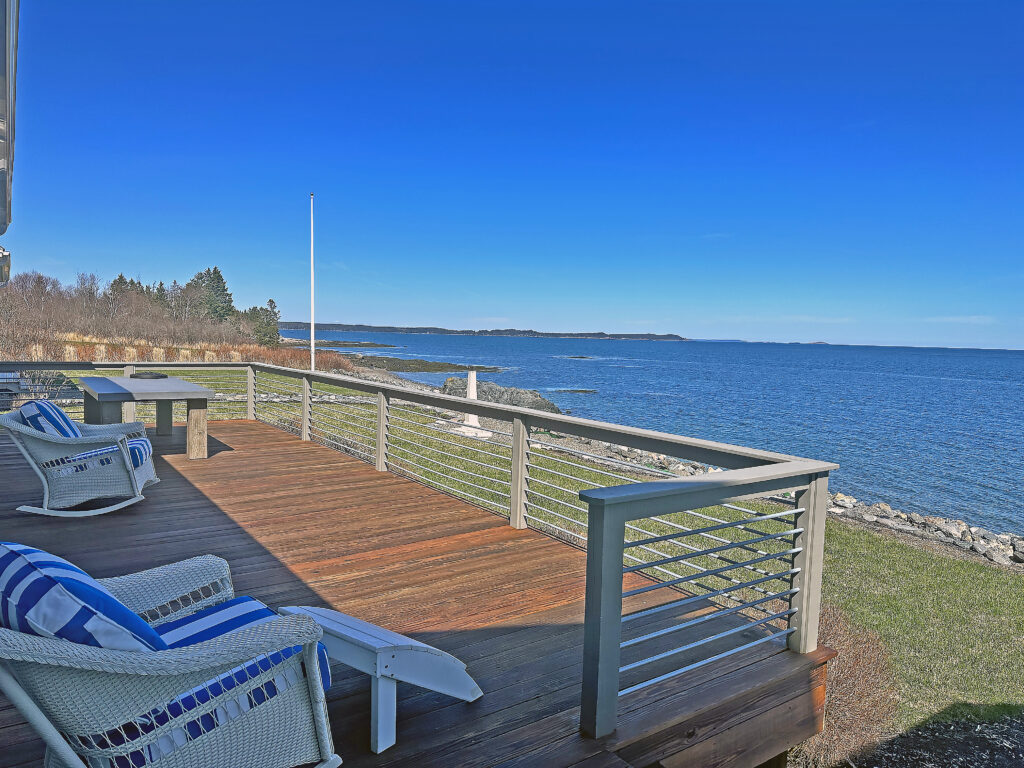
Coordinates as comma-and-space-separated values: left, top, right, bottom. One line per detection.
0, 360, 835, 739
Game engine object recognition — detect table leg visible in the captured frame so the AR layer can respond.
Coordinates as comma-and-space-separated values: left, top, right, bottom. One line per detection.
84, 393, 123, 425
186, 399, 208, 459
155, 401, 173, 436
370, 676, 397, 754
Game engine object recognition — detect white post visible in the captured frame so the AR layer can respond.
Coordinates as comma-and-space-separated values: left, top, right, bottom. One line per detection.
309, 192, 316, 372
465, 371, 481, 428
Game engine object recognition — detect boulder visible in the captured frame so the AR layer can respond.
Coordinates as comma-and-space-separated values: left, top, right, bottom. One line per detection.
986, 550, 1013, 566
441, 377, 561, 413
832, 493, 857, 509
908, 512, 925, 525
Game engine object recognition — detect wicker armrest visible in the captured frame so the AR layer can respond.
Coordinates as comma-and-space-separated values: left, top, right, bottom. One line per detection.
0, 615, 321, 675
78, 421, 148, 439
98, 555, 234, 625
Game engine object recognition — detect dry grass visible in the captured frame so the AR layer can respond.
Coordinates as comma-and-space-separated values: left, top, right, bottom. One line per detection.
790, 603, 899, 768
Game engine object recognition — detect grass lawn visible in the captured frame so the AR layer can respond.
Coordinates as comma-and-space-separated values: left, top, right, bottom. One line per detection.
822, 519, 1024, 728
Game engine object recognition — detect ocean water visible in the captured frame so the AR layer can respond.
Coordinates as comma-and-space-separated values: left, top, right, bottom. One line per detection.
281, 330, 1024, 533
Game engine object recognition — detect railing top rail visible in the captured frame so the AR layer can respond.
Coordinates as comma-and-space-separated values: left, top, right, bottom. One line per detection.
1, 359, 834, 472
249, 362, 808, 470
579, 459, 836, 520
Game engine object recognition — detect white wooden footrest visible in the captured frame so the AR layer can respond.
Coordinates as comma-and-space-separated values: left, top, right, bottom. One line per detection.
279, 605, 483, 753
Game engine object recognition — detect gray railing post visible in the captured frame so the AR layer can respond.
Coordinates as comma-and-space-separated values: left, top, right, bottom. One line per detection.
301, 374, 312, 441
510, 416, 529, 528
788, 473, 829, 653
580, 500, 626, 738
375, 391, 389, 472
122, 365, 136, 422
246, 366, 256, 420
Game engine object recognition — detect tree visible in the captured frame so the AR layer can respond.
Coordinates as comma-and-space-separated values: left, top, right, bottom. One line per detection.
242, 298, 281, 346
188, 267, 235, 321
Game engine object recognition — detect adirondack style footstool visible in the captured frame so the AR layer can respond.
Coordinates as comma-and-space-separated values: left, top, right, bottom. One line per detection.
280, 605, 483, 753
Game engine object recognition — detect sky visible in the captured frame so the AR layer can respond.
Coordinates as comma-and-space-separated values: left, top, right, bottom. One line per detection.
4, 1, 1022, 348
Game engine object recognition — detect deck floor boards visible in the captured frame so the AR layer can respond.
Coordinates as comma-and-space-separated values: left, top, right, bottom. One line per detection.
0, 420, 821, 768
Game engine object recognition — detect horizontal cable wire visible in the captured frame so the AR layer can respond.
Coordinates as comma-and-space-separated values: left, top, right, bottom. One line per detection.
618, 628, 795, 697
620, 588, 799, 648
623, 528, 803, 573
522, 500, 588, 529
386, 454, 511, 500
388, 403, 514, 437
525, 447, 641, 483
387, 461, 509, 511
527, 438, 676, 477
524, 513, 588, 542
623, 549, 802, 598
387, 436, 511, 475
626, 509, 804, 549
387, 425, 512, 467
622, 568, 801, 624
388, 411, 514, 452
386, 443, 511, 487
619, 608, 796, 673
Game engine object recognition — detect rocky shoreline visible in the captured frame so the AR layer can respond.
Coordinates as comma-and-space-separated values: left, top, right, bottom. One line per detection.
350, 364, 1024, 571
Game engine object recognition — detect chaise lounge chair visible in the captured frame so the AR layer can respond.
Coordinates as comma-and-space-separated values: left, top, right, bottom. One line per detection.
0, 400, 159, 516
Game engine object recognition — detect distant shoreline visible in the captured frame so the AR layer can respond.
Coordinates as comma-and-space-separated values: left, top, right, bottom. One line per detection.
279, 322, 687, 342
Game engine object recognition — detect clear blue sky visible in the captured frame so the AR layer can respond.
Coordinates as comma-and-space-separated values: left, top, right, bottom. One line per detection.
4, 2, 1022, 348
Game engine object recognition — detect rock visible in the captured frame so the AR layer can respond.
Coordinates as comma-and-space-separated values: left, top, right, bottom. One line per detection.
832, 493, 857, 509
441, 377, 561, 413
954, 540, 973, 550
861, 513, 878, 523
971, 542, 988, 556
827, 505, 845, 515
1012, 549, 1024, 564
908, 512, 925, 525
986, 550, 1013, 566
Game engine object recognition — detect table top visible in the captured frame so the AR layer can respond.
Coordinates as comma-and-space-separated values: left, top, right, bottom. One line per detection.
79, 376, 214, 402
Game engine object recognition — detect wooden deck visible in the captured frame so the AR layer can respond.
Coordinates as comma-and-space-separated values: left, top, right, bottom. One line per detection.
0, 420, 832, 768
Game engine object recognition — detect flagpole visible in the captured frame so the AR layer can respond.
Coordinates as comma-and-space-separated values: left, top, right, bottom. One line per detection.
310, 192, 315, 372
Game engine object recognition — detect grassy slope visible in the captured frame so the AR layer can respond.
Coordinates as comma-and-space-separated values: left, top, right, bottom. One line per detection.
822, 520, 1024, 728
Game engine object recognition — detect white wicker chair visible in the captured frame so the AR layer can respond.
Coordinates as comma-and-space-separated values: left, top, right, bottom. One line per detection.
0, 411, 159, 516
0, 555, 342, 768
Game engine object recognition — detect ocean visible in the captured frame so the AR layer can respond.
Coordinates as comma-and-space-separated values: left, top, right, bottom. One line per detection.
281, 330, 1024, 534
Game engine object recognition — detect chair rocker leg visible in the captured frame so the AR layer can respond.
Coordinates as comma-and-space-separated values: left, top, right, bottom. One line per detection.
17, 494, 146, 517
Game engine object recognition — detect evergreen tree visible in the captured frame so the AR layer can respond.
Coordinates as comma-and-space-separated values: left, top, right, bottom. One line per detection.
243, 298, 281, 346
186, 267, 236, 321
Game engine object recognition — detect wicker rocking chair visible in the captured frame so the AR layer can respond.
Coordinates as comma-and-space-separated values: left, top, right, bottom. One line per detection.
0, 410, 159, 516
0, 555, 342, 768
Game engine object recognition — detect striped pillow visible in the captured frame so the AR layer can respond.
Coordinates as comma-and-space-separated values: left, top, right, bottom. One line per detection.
18, 400, 83, 438
0, 542, 167, 652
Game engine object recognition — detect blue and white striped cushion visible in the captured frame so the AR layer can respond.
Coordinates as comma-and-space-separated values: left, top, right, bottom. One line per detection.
88, 597, 331, 767
0, 542, 167, 652
155, 596, 331, 690
126, 437, 153, 469
17, 400, 83, 438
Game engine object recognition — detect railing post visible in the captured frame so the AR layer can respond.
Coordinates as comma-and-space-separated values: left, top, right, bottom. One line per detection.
246, 366, 256, 420
301, 374, 311, 441
375, 391, 389, 472
580, 500, 626, 738
122, 365, 136, 422
509, 416, 528, 528
788, 473, 829, 653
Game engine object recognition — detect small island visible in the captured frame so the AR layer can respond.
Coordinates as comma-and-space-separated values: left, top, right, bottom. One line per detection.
279, 321, 687, 341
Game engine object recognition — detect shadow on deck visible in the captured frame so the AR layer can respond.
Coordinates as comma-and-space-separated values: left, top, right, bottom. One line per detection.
0, 421, 831, 768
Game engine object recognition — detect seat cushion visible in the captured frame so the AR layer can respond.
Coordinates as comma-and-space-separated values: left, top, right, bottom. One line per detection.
64, 437, 153, 474
18, 400, 83, 438
0, 542, 167, 651
85, 597, 331, 767
155, 596, 331, 691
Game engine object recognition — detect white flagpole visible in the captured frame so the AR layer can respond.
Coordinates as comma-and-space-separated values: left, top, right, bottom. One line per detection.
310, 192, 315, 372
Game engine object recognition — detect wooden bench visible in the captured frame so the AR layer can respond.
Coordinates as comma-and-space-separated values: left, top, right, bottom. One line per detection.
279, 606, 483, 753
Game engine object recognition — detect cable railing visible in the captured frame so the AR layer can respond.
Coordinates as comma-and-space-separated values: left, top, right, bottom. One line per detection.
0, 360, 835, 742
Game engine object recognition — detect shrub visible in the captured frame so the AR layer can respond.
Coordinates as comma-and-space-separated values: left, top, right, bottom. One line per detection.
790, 603, 899, 767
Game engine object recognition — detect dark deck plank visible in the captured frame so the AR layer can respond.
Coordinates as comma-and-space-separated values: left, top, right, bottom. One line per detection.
0, 420, 827, 767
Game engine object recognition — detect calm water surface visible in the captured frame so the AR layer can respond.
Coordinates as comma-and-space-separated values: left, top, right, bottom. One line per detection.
282, 330, 1024, 533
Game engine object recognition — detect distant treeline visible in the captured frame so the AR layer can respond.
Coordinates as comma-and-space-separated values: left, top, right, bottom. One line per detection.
0, 267, 282, 356
280, 322, 687, 341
